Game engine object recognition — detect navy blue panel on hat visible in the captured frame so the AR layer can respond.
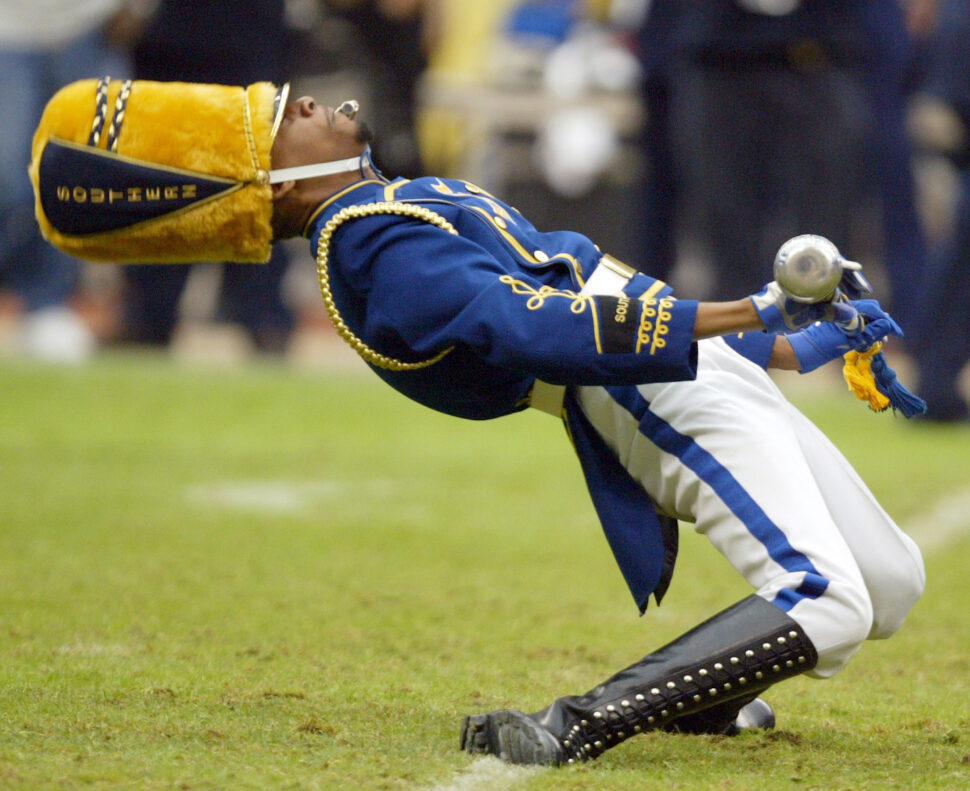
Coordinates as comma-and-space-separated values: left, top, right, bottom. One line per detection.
39, 138, 243, 236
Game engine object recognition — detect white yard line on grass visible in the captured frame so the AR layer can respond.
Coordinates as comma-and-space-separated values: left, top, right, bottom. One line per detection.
425, 758, 544, 791
901, 484, 970, 556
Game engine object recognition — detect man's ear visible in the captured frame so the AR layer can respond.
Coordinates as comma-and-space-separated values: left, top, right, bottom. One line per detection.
271, 180, 297, 202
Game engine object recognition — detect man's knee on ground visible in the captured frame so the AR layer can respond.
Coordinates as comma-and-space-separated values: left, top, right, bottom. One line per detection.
868, 553, 926, 640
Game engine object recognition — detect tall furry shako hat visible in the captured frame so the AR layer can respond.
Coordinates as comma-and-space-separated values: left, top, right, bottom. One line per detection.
29, 78, 286, 264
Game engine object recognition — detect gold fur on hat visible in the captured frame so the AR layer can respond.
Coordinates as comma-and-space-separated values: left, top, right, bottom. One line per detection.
29, 78, 285, 264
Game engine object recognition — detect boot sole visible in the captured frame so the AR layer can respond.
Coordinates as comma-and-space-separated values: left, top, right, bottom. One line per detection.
461, 710, 565, 766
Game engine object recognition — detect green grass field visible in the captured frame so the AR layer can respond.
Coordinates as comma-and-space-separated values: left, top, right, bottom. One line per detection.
1, 354, 968, 790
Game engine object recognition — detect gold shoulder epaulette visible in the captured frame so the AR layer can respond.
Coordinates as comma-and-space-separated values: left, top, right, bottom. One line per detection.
315, 201, 458, 371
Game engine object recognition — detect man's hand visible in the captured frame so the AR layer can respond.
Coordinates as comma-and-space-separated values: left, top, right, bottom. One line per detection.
786, 300, 903, 373
750, 281, 858, 333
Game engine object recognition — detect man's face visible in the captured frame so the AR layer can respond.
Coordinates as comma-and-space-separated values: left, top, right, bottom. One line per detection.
271, 96, 372, 171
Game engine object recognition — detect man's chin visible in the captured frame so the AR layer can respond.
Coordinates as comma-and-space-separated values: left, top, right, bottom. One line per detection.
355, 121, 374, 145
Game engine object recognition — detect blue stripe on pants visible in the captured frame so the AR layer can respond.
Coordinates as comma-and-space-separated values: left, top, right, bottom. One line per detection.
605, 386, 830, 611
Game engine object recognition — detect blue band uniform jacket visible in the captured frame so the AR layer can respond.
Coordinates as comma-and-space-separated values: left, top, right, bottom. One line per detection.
306, 176, 754, 611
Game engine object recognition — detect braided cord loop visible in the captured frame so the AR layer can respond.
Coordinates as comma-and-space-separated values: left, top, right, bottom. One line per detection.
315, 201, 458, 371
88, 77, 111, 147
106, 80, 133, 152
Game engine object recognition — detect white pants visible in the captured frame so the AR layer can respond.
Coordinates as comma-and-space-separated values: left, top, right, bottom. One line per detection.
576, 337, 925, 677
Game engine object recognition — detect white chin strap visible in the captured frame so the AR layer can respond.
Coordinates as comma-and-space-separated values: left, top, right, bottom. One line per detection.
268, 155, 364, 185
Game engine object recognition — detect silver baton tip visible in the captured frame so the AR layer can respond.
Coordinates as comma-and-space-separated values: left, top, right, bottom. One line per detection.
773, 234, 844, 303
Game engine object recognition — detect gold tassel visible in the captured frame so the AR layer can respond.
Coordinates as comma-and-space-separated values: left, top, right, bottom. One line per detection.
842, 342, 890, 411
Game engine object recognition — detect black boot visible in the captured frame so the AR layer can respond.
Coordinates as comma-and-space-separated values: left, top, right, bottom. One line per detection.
460, 595, 817, 765
664, 694, 774, 735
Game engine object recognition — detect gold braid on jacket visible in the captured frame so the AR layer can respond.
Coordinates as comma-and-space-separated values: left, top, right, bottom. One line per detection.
315, 201, 458, 371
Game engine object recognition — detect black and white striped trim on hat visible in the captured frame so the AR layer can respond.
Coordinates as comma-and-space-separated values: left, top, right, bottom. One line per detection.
106, 80, 133, 152
88, 76, 111, 147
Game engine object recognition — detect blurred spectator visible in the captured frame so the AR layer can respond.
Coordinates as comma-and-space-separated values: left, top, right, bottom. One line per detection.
908, 0, 970, 423
0, 0, 130, 362
501, 0, 641, 198
320, 0, 440, 178
117, 0, 295, 354
856, 1, 930, 330
633, 0, 678, 284
634, 0, 926, 317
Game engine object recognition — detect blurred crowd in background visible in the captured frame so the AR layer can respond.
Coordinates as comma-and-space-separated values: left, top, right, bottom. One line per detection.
1, 0, 968, 422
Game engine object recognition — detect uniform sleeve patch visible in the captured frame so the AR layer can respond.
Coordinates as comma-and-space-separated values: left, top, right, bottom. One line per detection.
593, 295, 639, 354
